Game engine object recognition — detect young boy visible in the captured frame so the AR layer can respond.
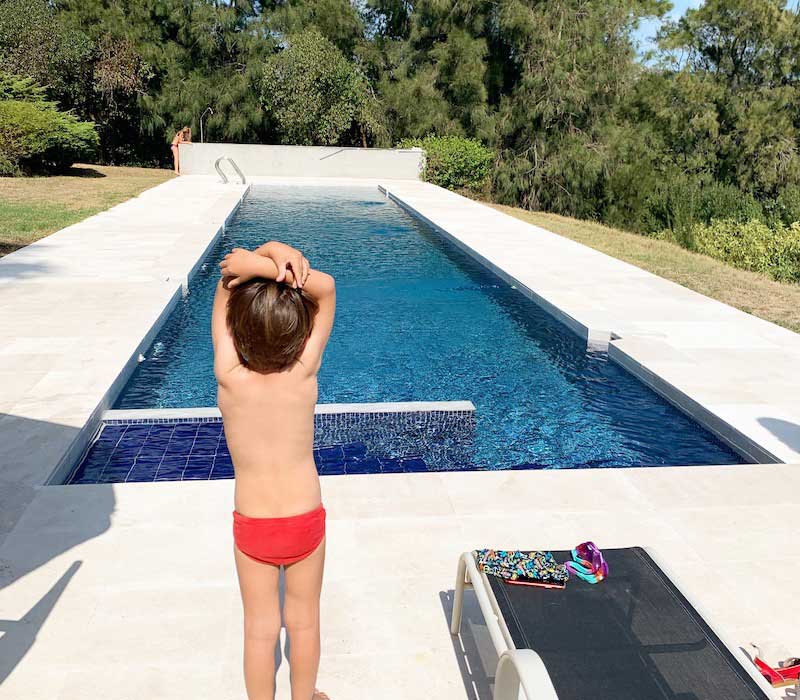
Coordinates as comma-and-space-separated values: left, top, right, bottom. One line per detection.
213, 240, 336, 700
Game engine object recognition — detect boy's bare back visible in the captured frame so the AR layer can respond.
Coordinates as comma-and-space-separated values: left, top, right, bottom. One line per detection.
212, 241, 336, 518
219, 359, 321, 517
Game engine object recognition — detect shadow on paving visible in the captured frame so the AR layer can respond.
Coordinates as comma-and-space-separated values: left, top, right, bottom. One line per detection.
0, 413, 115, 686
440, 589, 495, 700
0, 256, 53, 276
757, 417, 800, 456
0, 562, 81, 685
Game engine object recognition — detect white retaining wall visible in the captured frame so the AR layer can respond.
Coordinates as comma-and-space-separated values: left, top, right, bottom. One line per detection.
179, 143, 424, 180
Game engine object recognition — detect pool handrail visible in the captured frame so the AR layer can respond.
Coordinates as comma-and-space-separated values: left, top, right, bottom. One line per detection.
214, 155, 246, 185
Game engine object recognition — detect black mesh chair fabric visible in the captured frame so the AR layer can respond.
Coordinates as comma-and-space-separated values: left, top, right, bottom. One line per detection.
487, 547, 768, 700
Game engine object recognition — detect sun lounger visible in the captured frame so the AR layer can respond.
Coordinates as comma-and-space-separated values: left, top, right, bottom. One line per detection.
451, 547, 775, 700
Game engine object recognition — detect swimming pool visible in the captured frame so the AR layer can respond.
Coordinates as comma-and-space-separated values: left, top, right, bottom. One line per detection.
113, 186, 742, 470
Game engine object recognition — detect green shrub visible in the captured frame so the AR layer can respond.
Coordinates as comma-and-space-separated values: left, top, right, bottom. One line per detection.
764, 185, 800, 226
397, 135, 494, 194
692, 218, 800, 283
640, 177, 766, 249
0, 73, 98, 175
696, 182, 763, 225
640, 176, 700, 246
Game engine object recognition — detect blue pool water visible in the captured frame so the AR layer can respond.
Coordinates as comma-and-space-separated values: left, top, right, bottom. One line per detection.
114, 186, 742, 470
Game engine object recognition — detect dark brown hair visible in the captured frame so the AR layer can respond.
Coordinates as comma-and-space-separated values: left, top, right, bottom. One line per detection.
226, 279, 318, 372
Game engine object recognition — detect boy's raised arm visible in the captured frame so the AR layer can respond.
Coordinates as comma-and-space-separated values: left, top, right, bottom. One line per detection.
218, 243, 336, 372
220, 244, 335, 303
253, 240, 309, 288
211, 279, 240, 379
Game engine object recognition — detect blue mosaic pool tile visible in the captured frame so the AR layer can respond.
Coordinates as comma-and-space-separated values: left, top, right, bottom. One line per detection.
191, 438, 219, 455
137, 443, 167, 460
107, 451, 135, 468
213, 451, 234, 466
399, 457, 428, 472
154, 454, 188, 481
342, 442, 367, 459
81, 451, 109, 471
183, 455, 214, 480
68, 409, 476, 484
343, 456, 381, 474
99, 466, 132, 483
164, 439, 187, 456
101, 424, 125, 439
378, 457, 404, 473
317, 461, 346, 476
127, 456, 159, 482
197, 424, 222, 437
316, 445, 344, 463
210, 458, 234, 479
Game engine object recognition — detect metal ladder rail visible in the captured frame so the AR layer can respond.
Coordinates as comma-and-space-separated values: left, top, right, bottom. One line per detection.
214, 155, 229, 184
226, 157, 246, 184
214, 155, 246, 185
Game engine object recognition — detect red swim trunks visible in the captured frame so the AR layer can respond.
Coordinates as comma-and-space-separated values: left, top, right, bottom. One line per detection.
233, 504, 326, 566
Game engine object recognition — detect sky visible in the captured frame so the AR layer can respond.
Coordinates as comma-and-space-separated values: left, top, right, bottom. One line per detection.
634, 0, 704, 55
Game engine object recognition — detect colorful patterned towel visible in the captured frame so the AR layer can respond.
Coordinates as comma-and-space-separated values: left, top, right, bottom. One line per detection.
474, 548, 569, 584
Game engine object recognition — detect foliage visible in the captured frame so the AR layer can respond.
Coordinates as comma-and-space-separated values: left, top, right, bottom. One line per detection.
0, 73, 98, 175
0, 72, 46, 102
692, 218, 800, 283
637, 178, 765, 242
8, 0, 278, 164
398, 135, 493, 193
0, 0, 93, 111
653, 0, 800, 198
491, 1, 669, 216
261, 28, 386, 147
1, 0, 800, 270
367, 1, 496, 144
764, 186, 800, 227
500, 204, 800, 333
264, 0, 365, 54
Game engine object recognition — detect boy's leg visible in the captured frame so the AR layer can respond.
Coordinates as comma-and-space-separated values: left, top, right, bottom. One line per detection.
283, 538, 326, 700
234, 545, 282, 700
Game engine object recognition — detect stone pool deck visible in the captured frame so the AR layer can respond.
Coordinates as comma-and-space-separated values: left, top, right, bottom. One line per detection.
1, 466, 797, 699
1, 174, 799, 699
0, 177, 247, 540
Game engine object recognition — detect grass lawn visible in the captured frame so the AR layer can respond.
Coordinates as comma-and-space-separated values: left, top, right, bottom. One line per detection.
0, 164, 174, 257
492, 204, 800, 334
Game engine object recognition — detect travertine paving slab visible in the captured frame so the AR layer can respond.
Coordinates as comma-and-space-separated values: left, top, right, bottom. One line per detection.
0, 467, 795, 700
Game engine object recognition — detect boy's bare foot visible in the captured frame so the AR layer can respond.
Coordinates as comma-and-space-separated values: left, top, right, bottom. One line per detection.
313, 690, 330, 700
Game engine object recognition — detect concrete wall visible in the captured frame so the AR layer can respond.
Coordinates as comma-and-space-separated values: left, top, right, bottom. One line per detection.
179, 142, 424, 180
